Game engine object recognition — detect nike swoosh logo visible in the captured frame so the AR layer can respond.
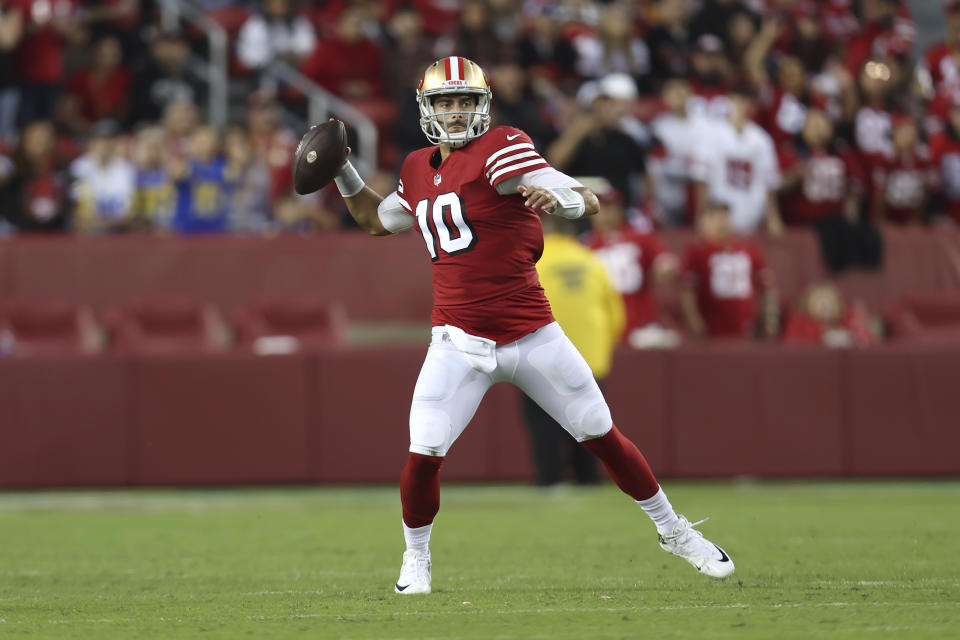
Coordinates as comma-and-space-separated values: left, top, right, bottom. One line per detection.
395, 583, 410, 592
506, 133, 521, 140
713, 544, 730, 563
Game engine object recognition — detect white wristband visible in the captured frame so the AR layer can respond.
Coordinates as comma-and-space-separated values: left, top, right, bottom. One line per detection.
334, 160, 365, 198
548, 187, 586, 219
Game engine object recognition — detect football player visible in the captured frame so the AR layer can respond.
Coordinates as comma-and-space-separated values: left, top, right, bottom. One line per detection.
328, 56, 735, 594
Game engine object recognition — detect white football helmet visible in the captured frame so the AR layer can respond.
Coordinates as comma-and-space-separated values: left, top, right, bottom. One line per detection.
417, 56, 492, 147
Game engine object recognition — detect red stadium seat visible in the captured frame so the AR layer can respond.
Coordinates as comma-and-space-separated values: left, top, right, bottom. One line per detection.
885, 290, 960, 344
0, 299, 101, 356
232, 297, 347, 353
106, 296, 229, 354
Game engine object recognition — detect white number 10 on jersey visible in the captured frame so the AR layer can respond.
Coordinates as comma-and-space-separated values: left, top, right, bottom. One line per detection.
415, 192, 477, 261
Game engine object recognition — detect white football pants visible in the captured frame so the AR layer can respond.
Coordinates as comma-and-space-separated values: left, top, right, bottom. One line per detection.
408, 322, 613, 457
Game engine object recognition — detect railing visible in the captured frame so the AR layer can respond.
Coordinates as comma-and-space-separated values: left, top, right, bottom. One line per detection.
158, 0, 229, 130
155, 0, 379, 175
264, 60, 379, 175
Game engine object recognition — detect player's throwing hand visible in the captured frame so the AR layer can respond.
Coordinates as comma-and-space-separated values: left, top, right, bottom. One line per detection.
519, 185, 558, 214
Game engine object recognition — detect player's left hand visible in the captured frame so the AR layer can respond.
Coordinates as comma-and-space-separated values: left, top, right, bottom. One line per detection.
518, 185, 557, 214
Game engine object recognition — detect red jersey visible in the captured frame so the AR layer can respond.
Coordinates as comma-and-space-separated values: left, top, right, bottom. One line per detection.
929, 130, 960, 224
397, 126, 555, 344
872, 146, 935, 224
682, 239, 768, 338
584, 226, 666, 333
778, 145, 864, 225
10, 0, 78, 84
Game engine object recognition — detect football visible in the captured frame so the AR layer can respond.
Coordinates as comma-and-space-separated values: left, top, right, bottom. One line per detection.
292, 119, 348, 195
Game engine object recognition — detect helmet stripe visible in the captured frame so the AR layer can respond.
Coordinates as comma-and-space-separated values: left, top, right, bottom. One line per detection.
457, 57, 465, 81
446, 56, 460, 81
444, 57, 452, 81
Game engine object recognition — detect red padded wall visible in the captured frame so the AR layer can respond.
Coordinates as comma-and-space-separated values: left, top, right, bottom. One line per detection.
845, 347, 960, 475
131, 353, 311, 484
0, 356, 130, 487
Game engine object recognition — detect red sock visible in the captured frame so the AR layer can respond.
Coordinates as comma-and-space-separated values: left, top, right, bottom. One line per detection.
580, 425, 659, 501
400, 452, 445, 528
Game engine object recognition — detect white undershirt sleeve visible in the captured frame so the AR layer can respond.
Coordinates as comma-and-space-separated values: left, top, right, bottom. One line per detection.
495, 167, 583, 195
377, 191, 415, 233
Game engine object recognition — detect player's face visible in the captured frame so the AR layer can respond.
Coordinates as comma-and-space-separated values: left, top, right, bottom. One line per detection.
433, 94, 478, 134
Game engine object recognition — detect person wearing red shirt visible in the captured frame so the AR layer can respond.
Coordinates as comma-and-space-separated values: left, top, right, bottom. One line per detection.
929, 96, 960, 225
300, 7, 384, 101
61, 36, 130, 135
323, 56, 736, 594
783, 282, 877, 348
872, 116, 935, 225
842, 0, 914, 77
583, 186, 676, 337
9, 0, 86, 125
679, 200, 777, 339
779, 109, 864, 226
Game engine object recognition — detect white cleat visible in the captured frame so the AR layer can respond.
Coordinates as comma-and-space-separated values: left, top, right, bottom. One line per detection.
394, 549, 432, 594
658, 516, 735, 579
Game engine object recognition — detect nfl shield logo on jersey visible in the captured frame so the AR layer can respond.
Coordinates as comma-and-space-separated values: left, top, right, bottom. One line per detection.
434, 174, 442, 186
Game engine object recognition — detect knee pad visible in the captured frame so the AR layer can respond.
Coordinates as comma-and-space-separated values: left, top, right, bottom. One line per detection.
409, 406, 452, 456
575, 399, 613, 441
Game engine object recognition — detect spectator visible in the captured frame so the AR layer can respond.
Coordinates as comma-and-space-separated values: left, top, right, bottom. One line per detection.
678, 200, 778, 339
435, 0, 503, 68
11, 0, 87, 126
0, 1, 23, 140
0, 120, 69, 232
647, 77, 700, 226
127, 29, 206, 127
546, 74, 646, 207
778, 109, 864, 227
525, 213, 625, 487
919, 2, 960, 132
383, 5, 436, 160
131, 125, 175, 230
223, 126, 269, 232
687, 34, 733, 120
489, 62, 555, 149
583, 185, 677, 338
60, 36, 130, 136
236, 0, 316, 73
76, 0, 140, 62
691, 87, 783, 236
515, 11, 577, 89
645, 0, 695, 84
70, 119, 136, 233
572, 2, 651, 89
301, 7, 384, 101
246, 91, 297, 203
783, 282, 878, 347
872, 115, 935, 225
689, 0, 744, 45
162, 99, 199, 159
842, 0, 914, 78
929, 96, 960, 226
169, 125, 231, 234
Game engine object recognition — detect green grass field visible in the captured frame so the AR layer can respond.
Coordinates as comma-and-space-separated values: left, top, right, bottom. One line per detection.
1, 482, 958, 639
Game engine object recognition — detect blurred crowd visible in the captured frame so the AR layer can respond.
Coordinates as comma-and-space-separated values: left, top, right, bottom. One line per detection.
0, 0, 955, 238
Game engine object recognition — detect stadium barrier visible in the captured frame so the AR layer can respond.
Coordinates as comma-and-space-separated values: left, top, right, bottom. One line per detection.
2, 344, 959, 488
1, 228, 959, 323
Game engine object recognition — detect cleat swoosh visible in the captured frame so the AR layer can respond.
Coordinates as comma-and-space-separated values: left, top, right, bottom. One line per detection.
395, 583, 410, 592
713, 544, 730, 562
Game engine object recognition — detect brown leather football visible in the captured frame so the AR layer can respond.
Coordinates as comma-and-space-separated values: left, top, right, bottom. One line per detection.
292, 119, 348, 195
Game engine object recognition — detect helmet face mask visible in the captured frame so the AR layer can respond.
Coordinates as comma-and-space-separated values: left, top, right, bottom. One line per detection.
417, 57, 492, 147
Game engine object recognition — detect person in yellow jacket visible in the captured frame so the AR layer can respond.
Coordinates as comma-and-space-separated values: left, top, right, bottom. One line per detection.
524, 214, 626, 486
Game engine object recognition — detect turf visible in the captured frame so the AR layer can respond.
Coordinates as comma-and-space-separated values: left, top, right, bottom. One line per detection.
0, 482, 958, 639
